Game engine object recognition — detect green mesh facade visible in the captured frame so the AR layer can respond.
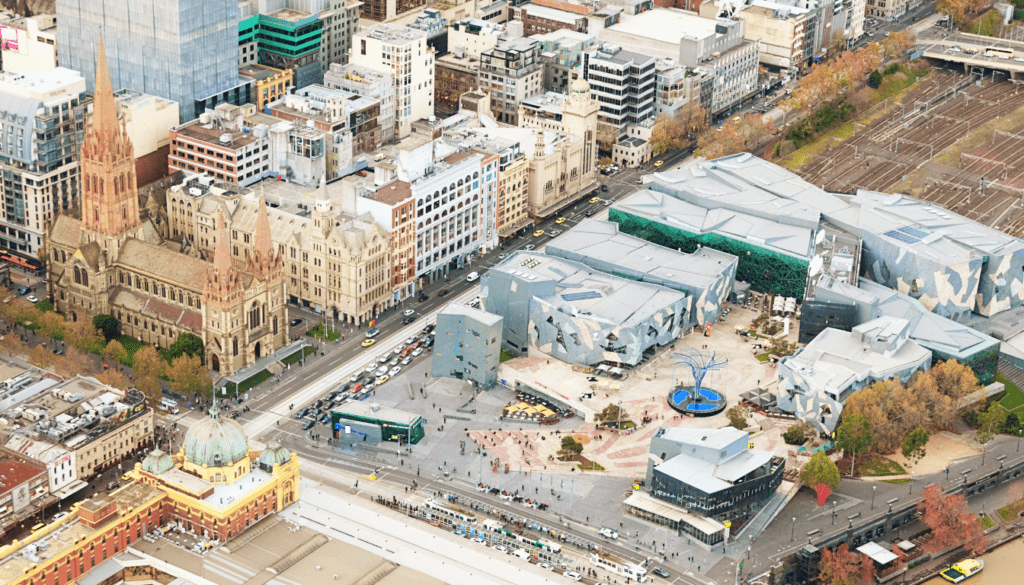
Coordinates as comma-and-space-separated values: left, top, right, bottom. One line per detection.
931, 343, 999, 387
610, 208, 809, 300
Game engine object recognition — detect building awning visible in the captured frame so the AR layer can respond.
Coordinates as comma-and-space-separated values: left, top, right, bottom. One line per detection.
609, 367, 624, 375
623, 491, 725, 535
53, 479, 89, 500
76, 558, 123, 585
857, 542, 898, 565
597, 364, 610, 372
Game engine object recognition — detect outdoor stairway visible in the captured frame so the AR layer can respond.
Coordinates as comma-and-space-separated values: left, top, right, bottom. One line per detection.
998, 359, 1024, 392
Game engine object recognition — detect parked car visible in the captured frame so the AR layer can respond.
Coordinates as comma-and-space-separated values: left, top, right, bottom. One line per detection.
401, 356, 412, 365
562, 571, 581, 581
389, 366, 402, 377
290, 318, 303, 327
524, 244, 536, 251
27, 295, 38, 303
412, 347, 424, 357
17, 287, 29, 295
403, 309, 415, 316
407, 335, 419, 345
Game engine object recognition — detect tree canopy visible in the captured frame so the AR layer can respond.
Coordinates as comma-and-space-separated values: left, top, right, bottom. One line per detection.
835, 414, 872, 476
918, 484, 987, 554
92, 314, 119, 341
800, 451, 841, 490
818, 543, 872, 585
168, 332, 205, 361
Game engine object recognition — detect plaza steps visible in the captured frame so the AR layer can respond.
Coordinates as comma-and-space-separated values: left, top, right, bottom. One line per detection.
998, 358, 1024, 392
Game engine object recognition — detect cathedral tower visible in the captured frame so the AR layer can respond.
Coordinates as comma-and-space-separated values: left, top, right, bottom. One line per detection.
244, 187, 285, 282
80, 37, 141, 239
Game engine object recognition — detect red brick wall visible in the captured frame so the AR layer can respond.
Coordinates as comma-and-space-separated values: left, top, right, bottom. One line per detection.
135, 146, 170, 188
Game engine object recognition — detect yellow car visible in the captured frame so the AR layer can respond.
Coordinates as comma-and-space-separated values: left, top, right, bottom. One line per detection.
533, 230, 545, 237
654, 160, 664, 167
361, 339, 375, 348
589, 197, 601, 204
555, 217, 567, 224
121, 472, 133, 482
376, 375, 390, 385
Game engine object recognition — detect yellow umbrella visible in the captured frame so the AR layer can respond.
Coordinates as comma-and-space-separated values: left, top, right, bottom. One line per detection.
506, 405, 520, 412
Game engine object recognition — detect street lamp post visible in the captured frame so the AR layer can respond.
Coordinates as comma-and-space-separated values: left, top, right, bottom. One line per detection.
791, 517, 796, 541
871, 486, 876, 509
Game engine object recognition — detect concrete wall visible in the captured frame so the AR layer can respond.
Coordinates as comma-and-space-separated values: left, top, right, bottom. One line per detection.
431, 306, 504, 388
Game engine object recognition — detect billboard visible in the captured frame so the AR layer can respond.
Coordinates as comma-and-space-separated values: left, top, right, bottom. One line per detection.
0, 26, 18, 51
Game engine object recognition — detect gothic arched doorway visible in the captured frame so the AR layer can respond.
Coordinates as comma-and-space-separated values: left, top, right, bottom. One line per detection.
211, 354, 220, 372
254, 342, 262, 359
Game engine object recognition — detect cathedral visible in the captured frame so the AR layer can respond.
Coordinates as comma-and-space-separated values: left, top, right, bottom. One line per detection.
45, 39, 288, 375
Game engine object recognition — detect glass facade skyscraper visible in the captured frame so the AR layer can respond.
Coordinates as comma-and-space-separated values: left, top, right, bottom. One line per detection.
57, 0, 243, 122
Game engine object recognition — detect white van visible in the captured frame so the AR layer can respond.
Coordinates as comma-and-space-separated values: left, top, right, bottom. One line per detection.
159, 398, 179, 414
513, 549, 531, 561
466, 272, 479, 282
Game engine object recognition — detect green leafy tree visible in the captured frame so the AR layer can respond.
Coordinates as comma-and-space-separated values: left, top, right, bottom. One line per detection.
133, 345, 165, 403
168, 332, 205, 361
727, 406, 747, 430
92, 314, 119, 341
835, 414, 872, 477
783, 421, 814, 445
800, 451, 841, 490
977, 402, 1008, 447
867, 70, 883, 89
902, 427, 930, 465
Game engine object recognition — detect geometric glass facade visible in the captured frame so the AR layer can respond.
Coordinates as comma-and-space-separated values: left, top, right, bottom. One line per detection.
57, 0, 242, 122
610, 207, 810, 300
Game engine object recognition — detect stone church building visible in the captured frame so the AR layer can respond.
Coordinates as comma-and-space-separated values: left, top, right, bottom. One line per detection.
45, 39, 288, 375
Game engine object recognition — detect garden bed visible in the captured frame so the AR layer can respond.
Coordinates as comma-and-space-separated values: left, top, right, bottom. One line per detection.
224, 369, 272, 395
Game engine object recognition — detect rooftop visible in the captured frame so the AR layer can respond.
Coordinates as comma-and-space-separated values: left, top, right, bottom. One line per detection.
239, 63, 288, 81
267, 7, 315, 22
0, 454, 45, 495
491, 251, 687, 329
589, 45, 655, 66
174, 119, 261, 150
608, 9, 721, 43
0, 67, 85, 100
439, 301, 503, 326
520, 3, 586, 24
836, 189, 1024, 266
545, 218, 736, 292
333, 401, 422, 426
113, 88, 178, 108
357, 23, 429, 44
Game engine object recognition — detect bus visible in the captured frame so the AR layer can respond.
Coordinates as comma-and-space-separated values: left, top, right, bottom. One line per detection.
590, 552, 648, 582
424, 499, 477, 525
984, 47, 1013, 59
159, 397, 179, 414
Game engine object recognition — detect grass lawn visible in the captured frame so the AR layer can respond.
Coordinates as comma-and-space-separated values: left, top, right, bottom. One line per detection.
998, 497, 1024, 521
998, 373, 1024, 411
883, 478, 911, 484
224, 369, 272, 395
115, 335, 146, 367
500, 349, 517, 363
578, 462, 606, 471
754, 353, 770, 362
981, 515, 995, 529
36, 299, 54, 313
281, 346, 316, 366
308, 323, 340, 342
860, 455, 906, 477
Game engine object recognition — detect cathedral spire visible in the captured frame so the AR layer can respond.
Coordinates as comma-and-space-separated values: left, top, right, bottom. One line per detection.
79, 36, 140, 238
245, 186, 283, 281
92, 35, 120, 145
205, 212, 242, 308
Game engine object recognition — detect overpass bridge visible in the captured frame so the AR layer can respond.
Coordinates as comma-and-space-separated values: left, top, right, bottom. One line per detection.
915, 30, 1024, 80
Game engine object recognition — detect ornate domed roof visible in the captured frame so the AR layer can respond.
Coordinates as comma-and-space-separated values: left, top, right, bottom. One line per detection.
259, 440, 291, 468
141, 448, 174, 475
570, 77, 590, 93
182, 403, 249, 468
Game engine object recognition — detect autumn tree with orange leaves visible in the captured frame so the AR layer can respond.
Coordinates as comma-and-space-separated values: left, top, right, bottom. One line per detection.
918, 484, 987, 554
818, 543, 873, 585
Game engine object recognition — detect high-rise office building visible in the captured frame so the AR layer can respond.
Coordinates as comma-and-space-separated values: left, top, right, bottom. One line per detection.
0, 68, 89, 261
56, 0, 246, 123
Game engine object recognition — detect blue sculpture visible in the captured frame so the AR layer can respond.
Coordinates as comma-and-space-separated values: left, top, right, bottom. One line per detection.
668, 348, 729, 417
674, 348, 727, 395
